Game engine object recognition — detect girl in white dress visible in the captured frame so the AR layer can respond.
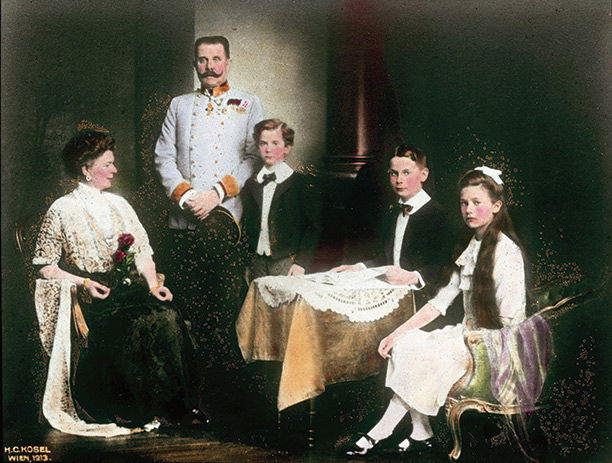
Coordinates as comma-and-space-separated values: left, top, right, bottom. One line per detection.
343, 166, 527, 456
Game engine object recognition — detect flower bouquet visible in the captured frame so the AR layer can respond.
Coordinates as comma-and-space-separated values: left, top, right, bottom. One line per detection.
112, 233, 135, 286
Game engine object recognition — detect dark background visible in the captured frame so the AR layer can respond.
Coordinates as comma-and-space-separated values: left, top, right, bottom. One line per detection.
2, 0, 610, 460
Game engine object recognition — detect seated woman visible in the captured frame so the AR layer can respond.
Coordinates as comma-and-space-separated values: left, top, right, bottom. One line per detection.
33, 125, 199, 437
341, 166, 527, 456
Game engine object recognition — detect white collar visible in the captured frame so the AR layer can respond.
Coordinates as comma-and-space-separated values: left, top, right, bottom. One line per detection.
76, 182, 103, 198
256, 161, 294, 184
398, 189, 431, 215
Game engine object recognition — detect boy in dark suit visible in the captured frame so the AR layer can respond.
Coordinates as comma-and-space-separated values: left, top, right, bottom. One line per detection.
242, 119, 321, 281
333, 145, 453, 305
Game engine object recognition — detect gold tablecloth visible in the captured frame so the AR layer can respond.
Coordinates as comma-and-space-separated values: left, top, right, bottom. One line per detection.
236, 282, 414, 410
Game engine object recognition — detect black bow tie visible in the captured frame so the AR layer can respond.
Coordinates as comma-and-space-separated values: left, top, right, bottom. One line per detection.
396, 203, 413, 217
261, 172, 277, 185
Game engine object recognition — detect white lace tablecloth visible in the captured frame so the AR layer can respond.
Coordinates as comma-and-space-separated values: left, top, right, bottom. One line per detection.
255, 267, 413, 322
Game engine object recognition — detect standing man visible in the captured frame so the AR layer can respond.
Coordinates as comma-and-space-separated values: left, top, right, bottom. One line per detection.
154, 36, 264, 413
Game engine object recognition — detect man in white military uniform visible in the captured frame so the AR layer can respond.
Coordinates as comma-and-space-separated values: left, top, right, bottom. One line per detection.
154, 36, 264, 416
155, 35, 263, 225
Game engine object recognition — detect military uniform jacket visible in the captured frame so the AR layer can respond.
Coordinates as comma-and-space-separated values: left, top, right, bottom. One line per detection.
155, 87, 264, 229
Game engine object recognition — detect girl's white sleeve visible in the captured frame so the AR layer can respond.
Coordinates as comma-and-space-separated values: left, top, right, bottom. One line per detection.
494, 238, 526, 325
428, 270, 461, 316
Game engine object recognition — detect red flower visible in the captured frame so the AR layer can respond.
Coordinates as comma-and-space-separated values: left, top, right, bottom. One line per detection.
118, 233, 135, 248
113, 233, 136, 286
113, 249, 127, 264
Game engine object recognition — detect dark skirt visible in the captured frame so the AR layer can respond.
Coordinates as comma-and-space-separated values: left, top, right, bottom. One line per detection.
73, 283, 198, 426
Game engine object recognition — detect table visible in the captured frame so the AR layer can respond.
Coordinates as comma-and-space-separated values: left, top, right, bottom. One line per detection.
236, 273, 415, 412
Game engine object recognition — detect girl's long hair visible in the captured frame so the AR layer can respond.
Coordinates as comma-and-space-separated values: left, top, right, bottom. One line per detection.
455, 170, 524, 329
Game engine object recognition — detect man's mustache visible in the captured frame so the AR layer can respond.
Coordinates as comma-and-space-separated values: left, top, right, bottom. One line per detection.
199, 71, 222, 78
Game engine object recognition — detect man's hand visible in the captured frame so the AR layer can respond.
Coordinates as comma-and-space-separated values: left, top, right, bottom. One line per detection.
383, 266, 420, 285
186, 189, 220, 221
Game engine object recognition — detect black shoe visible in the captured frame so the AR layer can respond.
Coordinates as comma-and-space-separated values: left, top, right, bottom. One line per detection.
182, 408, 212, 428
378, 436, 435, 457
338, 433, 378, 458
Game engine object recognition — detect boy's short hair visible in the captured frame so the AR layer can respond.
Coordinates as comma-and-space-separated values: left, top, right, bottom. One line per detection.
389, 144, 428, 169
253, 119, 295, 146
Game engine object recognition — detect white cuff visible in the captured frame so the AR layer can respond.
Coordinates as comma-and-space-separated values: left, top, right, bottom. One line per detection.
178, 189, 197, 209
413, 271, 426, 290
213, 184, 226, 202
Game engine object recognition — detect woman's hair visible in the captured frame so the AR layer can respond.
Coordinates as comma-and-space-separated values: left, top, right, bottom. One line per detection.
62, 126, 115, 179
458, 169, 523, 329
253, 119, 295, 146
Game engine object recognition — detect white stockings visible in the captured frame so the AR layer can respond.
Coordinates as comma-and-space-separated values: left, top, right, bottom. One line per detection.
359, 393, 433, 448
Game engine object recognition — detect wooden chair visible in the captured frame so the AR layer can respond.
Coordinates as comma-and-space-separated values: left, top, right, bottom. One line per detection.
444, 279, 599, 460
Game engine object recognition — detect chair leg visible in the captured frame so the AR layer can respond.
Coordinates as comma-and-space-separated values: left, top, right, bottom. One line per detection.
447, 401, 464, 460
447, 399, 486, 460
307, 397, 316, 449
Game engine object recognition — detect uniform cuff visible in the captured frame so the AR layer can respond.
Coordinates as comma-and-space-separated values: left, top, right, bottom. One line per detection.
413, 271, 426, 290
178, 189, 197, 209
218, 175, 240, 198
171, 182, 193, 203
213, 184, 226, 202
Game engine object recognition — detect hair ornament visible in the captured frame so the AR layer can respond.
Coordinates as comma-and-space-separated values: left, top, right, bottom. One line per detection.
475, 166, 503, 185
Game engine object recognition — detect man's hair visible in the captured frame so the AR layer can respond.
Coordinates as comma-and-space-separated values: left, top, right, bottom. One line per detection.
253, 119, 295, 146
194, 36, 230, 59
389, 144, 428, 169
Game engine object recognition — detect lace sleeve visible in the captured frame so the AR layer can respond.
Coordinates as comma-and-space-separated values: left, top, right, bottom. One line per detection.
32, 206, 63, 266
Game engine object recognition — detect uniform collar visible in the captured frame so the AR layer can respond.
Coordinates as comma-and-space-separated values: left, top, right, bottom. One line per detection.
199, 81, 230, 97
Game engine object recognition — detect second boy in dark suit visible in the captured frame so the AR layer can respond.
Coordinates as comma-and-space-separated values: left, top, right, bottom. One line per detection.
333, 145, 453, 305
242, 119, 321, 281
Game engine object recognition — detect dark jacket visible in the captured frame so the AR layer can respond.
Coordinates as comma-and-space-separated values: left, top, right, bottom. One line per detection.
367, 197, 454, 301
242, 172, 321, 269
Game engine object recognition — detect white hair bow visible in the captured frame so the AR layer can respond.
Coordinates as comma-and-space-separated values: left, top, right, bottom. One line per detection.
475, 166, 503, 185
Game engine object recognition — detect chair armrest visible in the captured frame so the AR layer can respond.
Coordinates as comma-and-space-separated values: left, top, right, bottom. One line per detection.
465, 331, 484, 346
